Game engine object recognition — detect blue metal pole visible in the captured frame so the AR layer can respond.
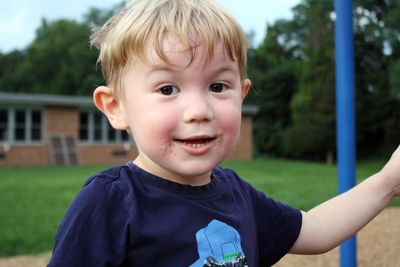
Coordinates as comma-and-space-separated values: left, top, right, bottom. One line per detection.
334, 0, 357, 266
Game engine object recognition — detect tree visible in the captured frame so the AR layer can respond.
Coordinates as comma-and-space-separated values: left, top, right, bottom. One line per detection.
282, 0, 336, 161
20, 19, 103, 95
247, 19, 300, 156
352, 0, 400, 155
0, 50, 29, 92
0, 3, 124, 96
83, 2, 126, 28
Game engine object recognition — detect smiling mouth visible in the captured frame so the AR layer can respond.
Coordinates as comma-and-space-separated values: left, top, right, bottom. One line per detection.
175, 137, 217, 148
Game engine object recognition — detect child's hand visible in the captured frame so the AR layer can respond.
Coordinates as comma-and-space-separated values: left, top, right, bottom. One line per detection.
379, 145, 400, 197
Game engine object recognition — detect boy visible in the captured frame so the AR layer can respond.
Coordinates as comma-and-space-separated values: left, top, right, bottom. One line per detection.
47, 0, 400, 266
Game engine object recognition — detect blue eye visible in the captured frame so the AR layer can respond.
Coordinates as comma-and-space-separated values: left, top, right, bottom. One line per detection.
209, 83, 226, 93
158, 85, 179, 95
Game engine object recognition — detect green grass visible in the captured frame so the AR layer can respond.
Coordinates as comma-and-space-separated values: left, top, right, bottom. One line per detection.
222, 158, 400, 210
0, 158, 398, 257
0, 164, 112, 257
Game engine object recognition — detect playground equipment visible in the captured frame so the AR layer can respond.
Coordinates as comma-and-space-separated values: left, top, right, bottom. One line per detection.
334, 0, 357, 266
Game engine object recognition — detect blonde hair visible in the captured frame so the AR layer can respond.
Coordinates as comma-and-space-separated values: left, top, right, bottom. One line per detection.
90, 0, 248, 97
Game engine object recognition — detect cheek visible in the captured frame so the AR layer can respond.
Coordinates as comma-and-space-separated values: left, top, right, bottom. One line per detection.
218, 105, 242, 140
131, 107, 178, 141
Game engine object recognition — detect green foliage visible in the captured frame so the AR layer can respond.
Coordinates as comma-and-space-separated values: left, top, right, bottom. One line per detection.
283, 0, 335, 160
247, 0, 400, 159
0, 50, 28, 92
389, 59, 400, 99
351, 0, 400, 155
20, 19, 104, 95
83, 4, 124, 27
0, 3, 125, 96
246, 19, 300, 156
249, 62, 297, 155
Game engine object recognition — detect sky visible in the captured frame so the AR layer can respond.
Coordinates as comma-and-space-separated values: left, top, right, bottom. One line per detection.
1, 0, 300, 53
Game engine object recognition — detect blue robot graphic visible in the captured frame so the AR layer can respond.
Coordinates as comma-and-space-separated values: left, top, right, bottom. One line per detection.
190, 219, 248, 267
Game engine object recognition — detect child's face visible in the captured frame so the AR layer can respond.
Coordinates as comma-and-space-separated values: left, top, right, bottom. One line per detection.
119, 34, 250, 185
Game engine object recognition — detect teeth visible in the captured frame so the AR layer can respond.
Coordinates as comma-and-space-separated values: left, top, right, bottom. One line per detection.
182, 139, 210, 148
186, 143, 204, 148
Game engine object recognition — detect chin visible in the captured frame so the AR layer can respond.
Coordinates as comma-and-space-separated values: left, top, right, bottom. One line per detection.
169, 162, 212, 175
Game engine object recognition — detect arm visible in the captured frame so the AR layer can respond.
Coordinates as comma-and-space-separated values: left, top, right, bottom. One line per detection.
290, 145, 400, 254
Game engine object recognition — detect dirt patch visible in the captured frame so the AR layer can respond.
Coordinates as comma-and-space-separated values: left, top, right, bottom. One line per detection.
0, 252, 51, 267
276, 207, 400, 267
1, 208, 399, 267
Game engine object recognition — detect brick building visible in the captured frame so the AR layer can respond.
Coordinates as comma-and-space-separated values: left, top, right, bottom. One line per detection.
0, 92, 258, 166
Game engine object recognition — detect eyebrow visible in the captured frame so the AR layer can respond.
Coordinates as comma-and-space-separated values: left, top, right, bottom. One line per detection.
148, 64, 175, 73
147, 63, 239, 77
209, 65, 239, 76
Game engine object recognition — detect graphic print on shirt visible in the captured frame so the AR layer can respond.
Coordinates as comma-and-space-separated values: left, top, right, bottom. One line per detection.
189, 219, 248, 267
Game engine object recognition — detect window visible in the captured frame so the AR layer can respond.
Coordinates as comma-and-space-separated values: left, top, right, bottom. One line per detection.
79, 112, 89, 141
93, 112, 103, 142
0, 109, 8, 141
107, 121, 116, 142
0, 108, 43, 144
121, 129, 129, 141
15, 110, 26, 141
79, 111, 131, 144
31, 111, 42, 141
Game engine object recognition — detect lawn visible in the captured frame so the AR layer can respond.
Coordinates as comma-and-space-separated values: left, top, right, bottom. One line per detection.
0, 158, 398, 257
0, 164, 110, 257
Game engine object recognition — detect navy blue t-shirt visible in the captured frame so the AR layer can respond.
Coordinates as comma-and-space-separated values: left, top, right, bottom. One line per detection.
47, 162, 302, 267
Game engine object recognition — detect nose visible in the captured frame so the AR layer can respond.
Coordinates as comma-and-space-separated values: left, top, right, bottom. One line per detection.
182, 92, 214, 123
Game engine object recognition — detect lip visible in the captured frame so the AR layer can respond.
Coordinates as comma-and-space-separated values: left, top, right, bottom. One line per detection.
174, 135, 217, 155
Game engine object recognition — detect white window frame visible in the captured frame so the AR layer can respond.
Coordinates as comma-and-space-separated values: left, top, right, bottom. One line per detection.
0, 107, 44, 145
79, 110, 131, 144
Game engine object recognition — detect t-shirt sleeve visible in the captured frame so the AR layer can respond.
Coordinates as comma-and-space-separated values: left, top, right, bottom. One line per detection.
251, 187, 302, 266
47, 176, 131, 267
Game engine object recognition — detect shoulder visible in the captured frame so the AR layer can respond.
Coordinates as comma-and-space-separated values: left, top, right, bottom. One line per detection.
84, 164, 132, 194
71, 163, 139, 215
55, 163, 141, 239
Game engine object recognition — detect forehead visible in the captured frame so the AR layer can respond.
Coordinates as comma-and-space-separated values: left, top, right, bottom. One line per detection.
142, 33, 238, 71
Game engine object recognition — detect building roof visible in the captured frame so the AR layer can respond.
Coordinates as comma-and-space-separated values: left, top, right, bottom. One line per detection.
0, 92, 94, 107
0, 92, 258, 115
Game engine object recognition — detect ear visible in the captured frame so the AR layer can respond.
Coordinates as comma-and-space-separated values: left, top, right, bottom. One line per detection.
93, 86, 128, 130
241, 78, 252, 101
